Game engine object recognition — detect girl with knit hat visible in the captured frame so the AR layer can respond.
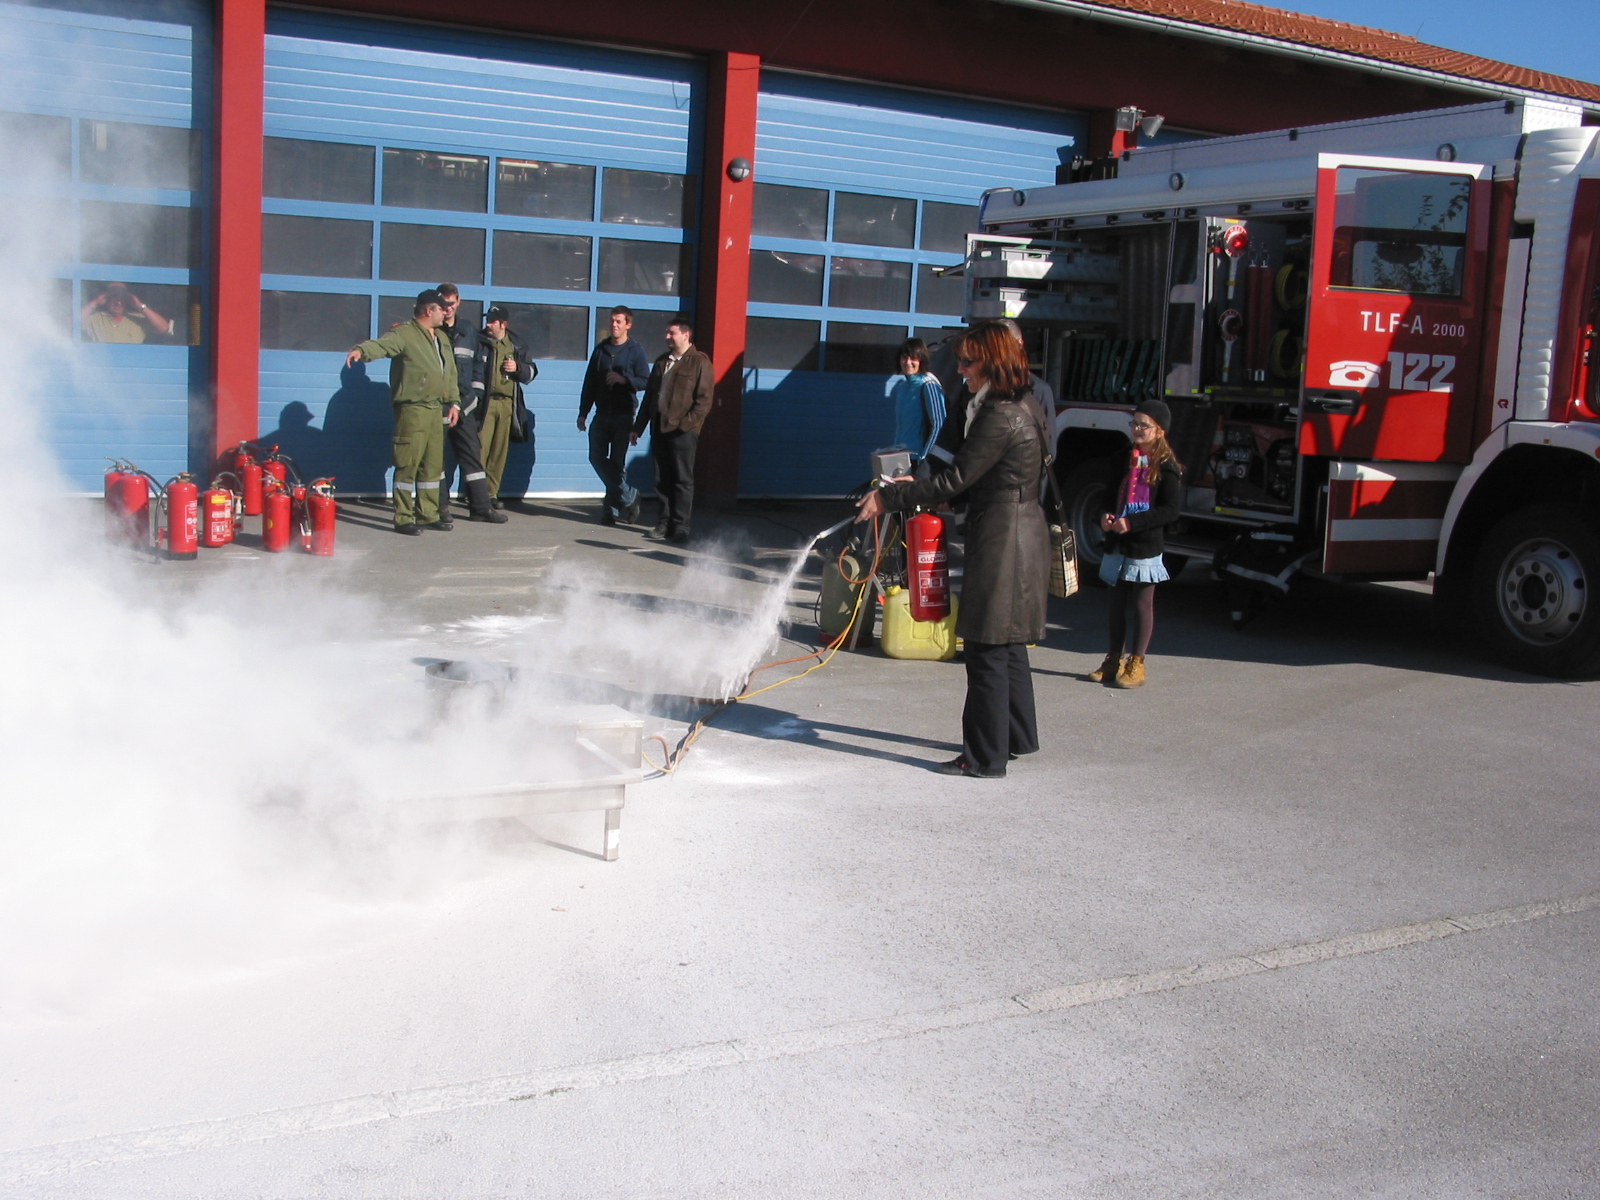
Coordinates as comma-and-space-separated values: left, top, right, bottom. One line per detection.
1088, 400, 1184, 688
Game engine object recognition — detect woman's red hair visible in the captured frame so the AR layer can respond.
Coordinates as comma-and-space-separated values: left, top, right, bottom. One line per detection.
957, 322, 1031, 396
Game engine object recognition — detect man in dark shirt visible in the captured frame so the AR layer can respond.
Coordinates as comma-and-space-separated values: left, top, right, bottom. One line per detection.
578, 305, 652, 525
435, 282, 498, 523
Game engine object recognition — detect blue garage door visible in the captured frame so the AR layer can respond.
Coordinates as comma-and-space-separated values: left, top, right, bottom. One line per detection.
1, 0, 205, 492
260, 11, 701, 496
744, 73, 1086, 496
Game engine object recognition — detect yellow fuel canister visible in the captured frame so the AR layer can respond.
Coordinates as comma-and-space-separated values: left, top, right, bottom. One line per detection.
882, 586, 958, 661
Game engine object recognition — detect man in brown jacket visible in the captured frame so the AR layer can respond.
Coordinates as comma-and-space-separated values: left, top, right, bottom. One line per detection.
631, 315, 714, 543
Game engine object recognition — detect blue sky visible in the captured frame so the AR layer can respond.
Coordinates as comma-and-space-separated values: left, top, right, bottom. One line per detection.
1274, 0, 1598, 83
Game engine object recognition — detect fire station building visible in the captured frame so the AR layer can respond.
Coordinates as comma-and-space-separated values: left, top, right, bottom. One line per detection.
10, 0, 1598, 497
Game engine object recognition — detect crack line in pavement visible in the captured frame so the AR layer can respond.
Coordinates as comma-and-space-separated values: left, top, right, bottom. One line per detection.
5, 888, 1596, 1181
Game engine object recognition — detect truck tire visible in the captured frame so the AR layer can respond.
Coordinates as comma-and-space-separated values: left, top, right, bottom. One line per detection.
1471, 503, 1600, 677
1059, 457, 1121, 588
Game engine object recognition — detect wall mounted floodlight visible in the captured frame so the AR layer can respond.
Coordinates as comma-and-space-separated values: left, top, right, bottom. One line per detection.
1140, 114, 1166, 140
726, 157, 752, 182
1113, 105, 1142, 133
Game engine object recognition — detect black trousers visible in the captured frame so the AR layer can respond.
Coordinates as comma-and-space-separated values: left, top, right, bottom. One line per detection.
961, 641, 1039, 776
587, 410, 636, 514
651, 427, 698, 532
443, 410, 487, 507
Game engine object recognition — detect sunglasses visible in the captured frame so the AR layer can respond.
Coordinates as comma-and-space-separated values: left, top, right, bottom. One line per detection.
956, 356, 978, 367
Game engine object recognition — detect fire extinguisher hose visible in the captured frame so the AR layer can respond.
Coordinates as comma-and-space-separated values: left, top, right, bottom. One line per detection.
640, 514, 887, 776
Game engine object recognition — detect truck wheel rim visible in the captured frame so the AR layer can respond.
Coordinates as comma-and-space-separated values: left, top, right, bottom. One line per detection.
1497, 537, 1587, 645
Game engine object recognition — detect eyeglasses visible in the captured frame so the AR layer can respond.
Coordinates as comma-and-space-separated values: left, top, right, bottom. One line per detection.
1129, 420, 1158, 431
956, 356, 978, 367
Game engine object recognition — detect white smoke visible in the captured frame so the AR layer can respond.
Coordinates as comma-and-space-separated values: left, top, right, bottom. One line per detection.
0, 105, 814, 1022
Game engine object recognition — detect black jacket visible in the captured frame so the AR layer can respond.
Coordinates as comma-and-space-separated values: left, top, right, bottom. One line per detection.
1101, 459, 1183, 559
468, 328, 536, 426
441, 319, 478, 414
880, 390, 1051, 645
579, 337, 653, 420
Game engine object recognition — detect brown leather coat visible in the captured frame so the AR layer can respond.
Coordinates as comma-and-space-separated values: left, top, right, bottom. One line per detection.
633, 347, 714, 436
880, 391, 1051, 645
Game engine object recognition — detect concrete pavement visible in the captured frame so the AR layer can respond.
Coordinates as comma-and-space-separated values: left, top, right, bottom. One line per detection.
4, 495, 1596, 1197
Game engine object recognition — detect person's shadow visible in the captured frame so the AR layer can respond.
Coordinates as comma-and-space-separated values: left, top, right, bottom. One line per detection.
317, 363, 394, 493
258, 400, 330, 481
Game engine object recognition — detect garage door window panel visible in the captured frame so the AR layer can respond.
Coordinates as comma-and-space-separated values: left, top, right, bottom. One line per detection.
825, 321, 903, 374
1, 112, 70, 182
599, 238, 689, 297
265, 137, 375, 205
263, 213, 373, 279
592, 307, 675, 350
380, 222, 485, 285
81, 280, 194, 345
382, 148, 489, 213
261, 290, 370, 351
833, 191, 914, 249
750, 249, 824, 307
493, 230, 591, 291
920, 201, 976, 253
81, 120, 196, 191
752, 183, 827, 241
601, 168, 694, 228
377, 294, 480, 334
81, 200, 197, 268
830, 257, 910, 312
915, 262, 964, 316
496, 159, 595, 222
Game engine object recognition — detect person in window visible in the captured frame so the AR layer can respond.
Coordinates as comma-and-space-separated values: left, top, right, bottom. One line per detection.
630, 316, 713, 545
889, 338, 946, 469
856, 322, 1051, 779
81, 283, 171, 344
579, 306, 652, 526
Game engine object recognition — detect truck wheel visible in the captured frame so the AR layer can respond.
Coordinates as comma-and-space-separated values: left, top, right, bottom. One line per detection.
1059, 458, 1120, 588
1163, 553, 1189, 579
1472, 504, 1600, 677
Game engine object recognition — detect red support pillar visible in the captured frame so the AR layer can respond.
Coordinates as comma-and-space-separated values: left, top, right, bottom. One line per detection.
693, 51, 759, 497
209, 0, 265, 465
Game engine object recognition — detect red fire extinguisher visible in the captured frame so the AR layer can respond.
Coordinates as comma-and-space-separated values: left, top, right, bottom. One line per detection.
236, 455, 263, 516
290, 484, 310, 551
201, 480, 236, 547
307, 478, 337, 557
262, 482, 292, 553
165, 475, 199, 560
261, 448, 289, 492
117, 471, 153, 547
905, 510, 950, 622
104, 461, 130, 542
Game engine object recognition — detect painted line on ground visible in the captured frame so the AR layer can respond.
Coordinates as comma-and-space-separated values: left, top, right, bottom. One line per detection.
5, 889, 1596, 1180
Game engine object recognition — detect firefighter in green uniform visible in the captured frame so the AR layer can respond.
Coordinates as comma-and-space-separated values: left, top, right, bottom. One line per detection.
345, 289, 461, 535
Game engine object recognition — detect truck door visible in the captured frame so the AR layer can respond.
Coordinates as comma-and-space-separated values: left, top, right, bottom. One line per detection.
1299, 154, 1492, 462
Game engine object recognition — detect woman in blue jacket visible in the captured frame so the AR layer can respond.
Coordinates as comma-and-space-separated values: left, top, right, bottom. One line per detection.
889, 338, 947, 466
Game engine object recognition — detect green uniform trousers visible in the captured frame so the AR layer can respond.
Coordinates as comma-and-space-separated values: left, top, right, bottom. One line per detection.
392, 402, 445, 527
480, 394, 515, 498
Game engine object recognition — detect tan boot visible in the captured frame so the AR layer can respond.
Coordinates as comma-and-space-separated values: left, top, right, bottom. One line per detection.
1087, 653, 1122, 683
1112, 654, 1146, 688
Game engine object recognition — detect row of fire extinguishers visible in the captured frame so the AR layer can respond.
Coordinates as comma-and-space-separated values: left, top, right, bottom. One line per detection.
103, 442, 337, 559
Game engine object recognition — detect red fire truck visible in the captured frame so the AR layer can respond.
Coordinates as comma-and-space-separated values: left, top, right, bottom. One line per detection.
967, 99, 1600, 676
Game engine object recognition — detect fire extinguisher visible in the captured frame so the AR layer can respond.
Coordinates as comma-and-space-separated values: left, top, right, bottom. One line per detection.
239, 456, 263, 516
201, 478, 236, 547
261, 447, 292, 492
261, 481, 292, 553
290, 483, 310, 551
905, 510, 950, 622
307, 478, 337, 557
117, 470, 154, 547
165, 474, 199, 560
104, 460, 130, 542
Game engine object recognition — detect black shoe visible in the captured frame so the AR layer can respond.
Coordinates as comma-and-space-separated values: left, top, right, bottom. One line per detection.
934, 756, 1003, 779
395, 523, 421, 537
490, 497, 504, 510
600, 511, 617, 526
645, 524, 669, 541
426, 519, 453, 531
668, 528, 690, 545
468, 509, 508, 524
623, 499, 641, 525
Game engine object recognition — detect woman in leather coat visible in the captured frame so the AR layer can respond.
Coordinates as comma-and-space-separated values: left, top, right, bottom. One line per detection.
857, 322, 1052, 779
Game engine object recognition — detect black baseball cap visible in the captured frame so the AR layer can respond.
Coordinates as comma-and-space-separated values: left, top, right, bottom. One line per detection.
415, 288, 445, 310
484, 305, 510, 322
